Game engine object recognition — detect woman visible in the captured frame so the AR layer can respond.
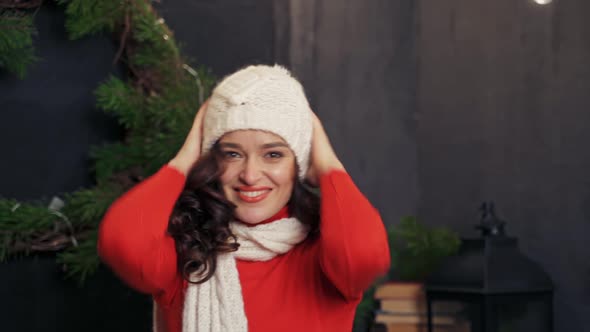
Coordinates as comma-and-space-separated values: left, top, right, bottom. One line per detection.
98, 64, 390, 332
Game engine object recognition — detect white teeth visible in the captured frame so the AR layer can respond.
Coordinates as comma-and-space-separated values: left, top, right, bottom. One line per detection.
239, 190, 267, 198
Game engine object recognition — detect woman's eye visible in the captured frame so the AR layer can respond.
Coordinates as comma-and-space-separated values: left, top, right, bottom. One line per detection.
266, 151, 283, 159
224, 151, 241, 158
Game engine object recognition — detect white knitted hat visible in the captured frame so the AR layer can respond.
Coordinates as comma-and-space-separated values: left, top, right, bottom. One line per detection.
202, 64, 313, 179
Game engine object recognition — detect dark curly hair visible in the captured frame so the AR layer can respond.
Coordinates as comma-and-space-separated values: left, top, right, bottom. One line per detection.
167, 143, 320, 284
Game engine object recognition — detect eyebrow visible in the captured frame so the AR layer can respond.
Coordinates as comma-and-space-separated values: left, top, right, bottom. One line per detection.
218, 142, 241, 149
261, 142, 289, 149
218, 142, 289, 149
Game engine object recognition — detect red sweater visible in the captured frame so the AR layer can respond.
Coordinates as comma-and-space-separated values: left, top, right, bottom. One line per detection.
98, 165, 390, 332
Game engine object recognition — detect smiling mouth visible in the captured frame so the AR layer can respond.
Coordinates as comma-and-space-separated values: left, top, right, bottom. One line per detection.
236, 189, 271, 203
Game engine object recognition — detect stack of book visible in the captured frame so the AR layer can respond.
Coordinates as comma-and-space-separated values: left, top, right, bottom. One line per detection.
371, 282, 470, 332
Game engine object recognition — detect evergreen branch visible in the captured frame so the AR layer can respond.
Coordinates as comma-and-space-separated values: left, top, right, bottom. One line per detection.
0, 199, 69, 260
61, 182, 124, 227
390, 216, 461, 281
0, 0, 43, 9
113, 8, 131, 64
90, 142, 144, 183
0, 181, 122, 261
0, 10, 38, 78
57, 230, 100, 284
58, 0, 124, 39
95, 76, 144, 130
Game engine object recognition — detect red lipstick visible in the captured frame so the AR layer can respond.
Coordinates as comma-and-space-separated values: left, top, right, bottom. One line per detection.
235, 186, 272, 203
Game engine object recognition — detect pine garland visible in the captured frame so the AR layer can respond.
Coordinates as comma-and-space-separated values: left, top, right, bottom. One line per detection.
0, 0, 215, 283
0, 8, 38, 78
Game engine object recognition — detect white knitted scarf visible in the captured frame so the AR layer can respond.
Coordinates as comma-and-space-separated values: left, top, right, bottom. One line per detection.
154, 217, 308, 332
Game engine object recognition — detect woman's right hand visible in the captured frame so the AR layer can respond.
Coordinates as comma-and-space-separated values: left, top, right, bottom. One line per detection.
168, 99, 209, 175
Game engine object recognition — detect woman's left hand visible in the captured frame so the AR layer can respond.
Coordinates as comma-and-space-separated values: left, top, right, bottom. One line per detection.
305, 111, 345, 187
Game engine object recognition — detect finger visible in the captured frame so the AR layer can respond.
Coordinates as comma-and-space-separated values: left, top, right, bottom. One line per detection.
196, 100, 209, 134
194, 99, 209, 123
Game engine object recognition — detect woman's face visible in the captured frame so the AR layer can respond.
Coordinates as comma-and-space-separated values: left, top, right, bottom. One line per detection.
218, 130, 296, 225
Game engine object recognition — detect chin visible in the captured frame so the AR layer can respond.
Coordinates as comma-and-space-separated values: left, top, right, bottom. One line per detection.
234, 206, 275, 225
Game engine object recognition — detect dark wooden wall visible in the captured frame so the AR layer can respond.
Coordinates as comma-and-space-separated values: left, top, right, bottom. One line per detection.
284, 0, 419, 229
417, 1, 590, 331
274, 0, 589, 330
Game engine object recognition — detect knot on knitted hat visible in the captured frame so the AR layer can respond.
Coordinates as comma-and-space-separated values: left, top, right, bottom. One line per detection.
202, 64, 313, 179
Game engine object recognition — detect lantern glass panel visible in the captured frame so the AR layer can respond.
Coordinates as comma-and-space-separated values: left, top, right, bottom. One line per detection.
491, 294, 552, 332
431, 299, 478, 332
428, 296, 477, 332
429, 293, 552, 332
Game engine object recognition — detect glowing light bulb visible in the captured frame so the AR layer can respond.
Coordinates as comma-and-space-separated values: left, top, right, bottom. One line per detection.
533, 0, 552, 4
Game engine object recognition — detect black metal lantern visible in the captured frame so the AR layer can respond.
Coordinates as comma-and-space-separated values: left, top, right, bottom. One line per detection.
425, 202, 554, 332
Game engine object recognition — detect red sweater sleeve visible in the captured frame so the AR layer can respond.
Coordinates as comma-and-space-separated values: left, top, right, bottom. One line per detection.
318, 170, 391, 301
97, 165, 185, 297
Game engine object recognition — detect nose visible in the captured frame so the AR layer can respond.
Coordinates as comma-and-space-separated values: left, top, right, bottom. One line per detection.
238, 157, 263, 184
